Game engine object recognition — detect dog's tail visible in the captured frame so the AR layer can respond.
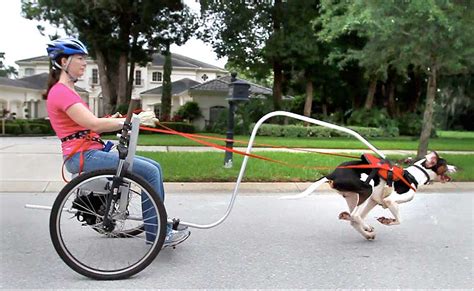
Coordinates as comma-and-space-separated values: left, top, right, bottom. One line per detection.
279, 177, 329, 200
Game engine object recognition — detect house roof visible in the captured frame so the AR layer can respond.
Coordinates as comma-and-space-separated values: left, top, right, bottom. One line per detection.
16, 53, 226, 71
15, 56, 49, 64
141, 78, 200, 95
151, 53, 225, 70
0, 73, 88, 93
189, 75, 274, 96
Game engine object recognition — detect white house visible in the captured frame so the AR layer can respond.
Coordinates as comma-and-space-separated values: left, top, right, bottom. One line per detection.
1, 53, 282, 130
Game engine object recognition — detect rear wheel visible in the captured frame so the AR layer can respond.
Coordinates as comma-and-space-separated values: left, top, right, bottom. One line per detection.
50, 169, 167, 280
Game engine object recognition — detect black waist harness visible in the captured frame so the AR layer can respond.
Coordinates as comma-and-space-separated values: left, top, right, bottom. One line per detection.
60, 130, 105, 145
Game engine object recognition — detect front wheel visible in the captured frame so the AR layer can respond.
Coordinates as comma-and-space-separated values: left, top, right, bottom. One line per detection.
50, 169, 167, 280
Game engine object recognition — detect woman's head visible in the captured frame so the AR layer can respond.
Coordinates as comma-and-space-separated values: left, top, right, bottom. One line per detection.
44, 37, 88, 99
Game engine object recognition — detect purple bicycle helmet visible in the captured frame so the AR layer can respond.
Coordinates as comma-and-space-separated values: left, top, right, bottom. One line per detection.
47, 37, 88, 60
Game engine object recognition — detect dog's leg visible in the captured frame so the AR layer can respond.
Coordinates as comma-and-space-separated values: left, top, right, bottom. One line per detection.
350, 206, 376, 240
378, 188, 416, 226
340, 193, 375, 240
359, 198, 377, 232
338, 192, 358, 220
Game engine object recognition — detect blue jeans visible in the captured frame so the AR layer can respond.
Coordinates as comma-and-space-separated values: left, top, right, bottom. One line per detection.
65, 150, 162, 242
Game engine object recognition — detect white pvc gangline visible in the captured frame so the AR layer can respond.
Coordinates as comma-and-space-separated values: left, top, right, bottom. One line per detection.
177, 111, 385, 229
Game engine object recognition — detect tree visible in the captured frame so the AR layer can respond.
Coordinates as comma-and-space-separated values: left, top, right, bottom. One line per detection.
22, 0, 185, 115
199, 1, 286, 110
319, 0, 474, 157
149, 7, 198, 120
0, 53, 18, 78
279, 0, 326, 118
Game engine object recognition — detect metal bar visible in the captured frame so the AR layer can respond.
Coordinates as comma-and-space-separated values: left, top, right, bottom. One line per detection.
25, 204, 76, 214
177, 111, 385, 229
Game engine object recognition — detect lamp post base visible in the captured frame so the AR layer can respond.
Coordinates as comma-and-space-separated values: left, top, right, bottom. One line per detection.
224, 159, 233, 168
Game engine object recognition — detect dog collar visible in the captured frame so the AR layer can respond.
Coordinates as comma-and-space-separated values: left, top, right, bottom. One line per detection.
412, 164, 431, 185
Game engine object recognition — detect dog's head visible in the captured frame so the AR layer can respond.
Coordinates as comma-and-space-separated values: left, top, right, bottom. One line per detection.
420, 151, 456, 182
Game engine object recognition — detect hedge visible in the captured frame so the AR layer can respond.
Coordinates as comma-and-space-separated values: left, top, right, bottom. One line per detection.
250, 123, 399, 138
3, 119, 54, 135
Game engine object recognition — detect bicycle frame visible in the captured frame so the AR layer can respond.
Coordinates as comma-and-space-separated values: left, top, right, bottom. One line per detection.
26, 108, 385, 231
173, 111, 385, 230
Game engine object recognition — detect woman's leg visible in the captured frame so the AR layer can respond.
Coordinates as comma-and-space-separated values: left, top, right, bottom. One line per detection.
135, 155, 165, 201
65, 151, 165, 200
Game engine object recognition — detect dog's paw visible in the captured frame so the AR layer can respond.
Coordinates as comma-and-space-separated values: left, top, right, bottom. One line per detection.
377, 216, 398, 225
366, 233, 376, 240
338, 211, 351, 220
364, 225, 375, 232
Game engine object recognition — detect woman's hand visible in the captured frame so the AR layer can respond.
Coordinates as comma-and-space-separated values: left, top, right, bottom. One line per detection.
137, 111, 159, 127
110, 112, 123, 118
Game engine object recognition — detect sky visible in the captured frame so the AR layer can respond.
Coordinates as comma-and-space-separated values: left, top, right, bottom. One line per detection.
0, 0, 227, 71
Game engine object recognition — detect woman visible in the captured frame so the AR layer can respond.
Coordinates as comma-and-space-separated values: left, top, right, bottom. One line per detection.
45, 37, 190, 248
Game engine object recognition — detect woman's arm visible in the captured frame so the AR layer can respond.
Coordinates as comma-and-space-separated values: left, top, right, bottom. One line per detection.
66, 103, 125, 133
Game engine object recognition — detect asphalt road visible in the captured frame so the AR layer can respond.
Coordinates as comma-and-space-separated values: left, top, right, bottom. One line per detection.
0, 191, 472, 289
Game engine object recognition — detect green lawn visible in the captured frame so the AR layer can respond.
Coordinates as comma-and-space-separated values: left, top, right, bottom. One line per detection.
104, 130, 474, 151
437, 130, 474, 138
138, 151, 474, 182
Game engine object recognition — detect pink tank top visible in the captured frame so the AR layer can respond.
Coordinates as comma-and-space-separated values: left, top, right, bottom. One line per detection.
47, 83, 103, 155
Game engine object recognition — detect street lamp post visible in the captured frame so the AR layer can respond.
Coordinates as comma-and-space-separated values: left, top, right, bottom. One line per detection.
224, 73, 250, 168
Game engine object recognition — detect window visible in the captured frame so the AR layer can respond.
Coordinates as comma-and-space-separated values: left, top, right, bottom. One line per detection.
201, 73, 209, 81
152, 71, 162, 82
91, 69, 99, 84
25, 68, 35, 76
135, 70, 142, 86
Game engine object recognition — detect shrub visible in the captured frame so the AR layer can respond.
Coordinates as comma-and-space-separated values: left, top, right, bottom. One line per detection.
250, 123, 398, 138
5, 123, 21, 135
175, 101, 203, 122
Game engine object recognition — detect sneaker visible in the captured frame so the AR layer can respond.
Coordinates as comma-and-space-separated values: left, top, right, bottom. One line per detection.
162, 228, 191, 249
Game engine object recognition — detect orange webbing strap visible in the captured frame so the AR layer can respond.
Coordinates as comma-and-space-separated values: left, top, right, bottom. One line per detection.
339, 164, 417, 192
143, 123, 360, 160
139, 125, 335, 171
61, 133, 95, 183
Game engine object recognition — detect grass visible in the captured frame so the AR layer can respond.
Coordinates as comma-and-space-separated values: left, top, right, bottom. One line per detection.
437, 130, 474, 138
104, 131, 474, 151
138, 151, 474, 182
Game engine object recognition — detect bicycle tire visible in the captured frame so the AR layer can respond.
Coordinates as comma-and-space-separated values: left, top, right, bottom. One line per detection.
50, 169, 167, 280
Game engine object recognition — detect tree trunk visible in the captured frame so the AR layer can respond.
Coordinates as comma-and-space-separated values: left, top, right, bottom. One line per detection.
271, 0, 283, 112
417, 66, 437, 159
126, 34, 139, 100
117, 53, 128, 107
407, 69, 422, 113
95, 50, 114, 116
127, 60, 135, 102
387, 81, 397, 117
303, 75, 313, 118
161, 42, 172, 121
364, 78, 377, 110
272, 61, 283, 111
321, 85, 328, 117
